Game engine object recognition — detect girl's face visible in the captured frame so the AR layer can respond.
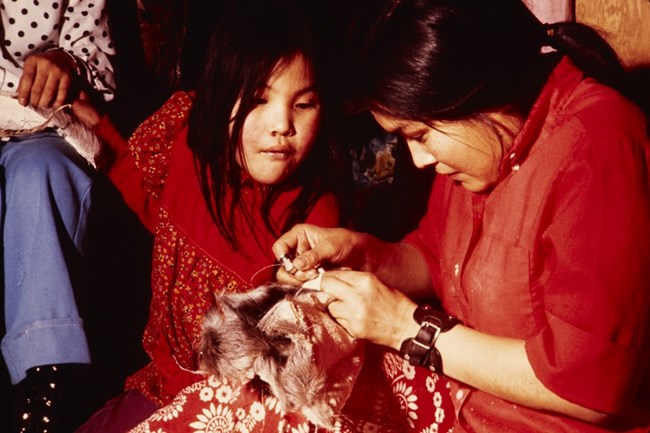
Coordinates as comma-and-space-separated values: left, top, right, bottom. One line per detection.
371, 111, 523, 192
236, 54, 321, 185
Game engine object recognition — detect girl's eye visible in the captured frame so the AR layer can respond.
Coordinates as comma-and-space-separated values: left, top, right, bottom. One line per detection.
295, 100, 317, 110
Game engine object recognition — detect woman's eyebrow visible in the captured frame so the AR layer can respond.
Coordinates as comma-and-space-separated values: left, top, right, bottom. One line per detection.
396, 125, 419, 136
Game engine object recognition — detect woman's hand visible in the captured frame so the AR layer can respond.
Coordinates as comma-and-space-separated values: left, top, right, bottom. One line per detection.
18, 49, 80, 109
319, 269, 420, 350
272, 224, 369, 283
272, 224, 433, 299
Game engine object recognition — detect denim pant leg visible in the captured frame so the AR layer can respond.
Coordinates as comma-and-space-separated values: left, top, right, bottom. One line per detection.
0, 132, 94, 385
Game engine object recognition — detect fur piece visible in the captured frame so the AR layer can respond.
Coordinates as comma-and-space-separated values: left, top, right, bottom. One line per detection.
199, 284, 364, 429
199, 285, 295, 383
0, 94, 101, 167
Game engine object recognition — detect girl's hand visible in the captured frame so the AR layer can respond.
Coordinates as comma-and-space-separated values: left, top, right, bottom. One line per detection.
70, 92, 102, 129
319, 269, 419, 350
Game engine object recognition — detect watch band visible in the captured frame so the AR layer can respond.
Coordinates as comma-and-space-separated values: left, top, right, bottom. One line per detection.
399, 304, 460, 373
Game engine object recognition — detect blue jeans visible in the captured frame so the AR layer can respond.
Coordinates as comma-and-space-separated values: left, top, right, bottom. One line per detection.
1, 131, 94, 385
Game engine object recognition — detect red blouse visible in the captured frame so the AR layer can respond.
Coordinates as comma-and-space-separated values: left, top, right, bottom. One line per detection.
408, 58, 650, 432
95, 91, 340, 405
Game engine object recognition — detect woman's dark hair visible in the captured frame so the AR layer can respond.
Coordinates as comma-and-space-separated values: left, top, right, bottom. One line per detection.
356, 0, 626, 122
188, 0, 348, 251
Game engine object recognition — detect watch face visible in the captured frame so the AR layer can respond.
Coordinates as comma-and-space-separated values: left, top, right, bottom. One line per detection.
414, 304, 442, 327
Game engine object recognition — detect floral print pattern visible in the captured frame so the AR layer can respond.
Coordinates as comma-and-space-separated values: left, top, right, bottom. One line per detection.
129, 346, 455, 433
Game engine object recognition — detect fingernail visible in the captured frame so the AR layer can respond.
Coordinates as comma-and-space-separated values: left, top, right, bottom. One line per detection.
18, 98, 26, 106
294, 256, 307, 269
303, 269, 318, 280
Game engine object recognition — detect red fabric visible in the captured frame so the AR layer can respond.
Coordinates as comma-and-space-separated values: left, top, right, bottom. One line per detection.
406, 58, 650, 432
95, 91, 340, 406
129, 345, 456, 433
75, 391, 158, 433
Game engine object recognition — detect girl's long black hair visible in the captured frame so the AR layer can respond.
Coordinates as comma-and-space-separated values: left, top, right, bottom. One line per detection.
187, 0, 348, 251
355, 0, 627, 122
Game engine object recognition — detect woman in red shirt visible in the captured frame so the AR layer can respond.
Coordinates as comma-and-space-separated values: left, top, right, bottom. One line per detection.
71, 2, 348, 431
274, 1, 650, 432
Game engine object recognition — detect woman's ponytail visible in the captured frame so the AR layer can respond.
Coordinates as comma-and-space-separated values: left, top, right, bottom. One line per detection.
544, 21, 627, 94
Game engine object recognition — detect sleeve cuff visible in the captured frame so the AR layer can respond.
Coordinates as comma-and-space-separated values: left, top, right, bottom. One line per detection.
525, 312, 649, 414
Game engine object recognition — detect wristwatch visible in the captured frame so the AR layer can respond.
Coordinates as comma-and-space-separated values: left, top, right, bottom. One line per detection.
399, 304, 460, 374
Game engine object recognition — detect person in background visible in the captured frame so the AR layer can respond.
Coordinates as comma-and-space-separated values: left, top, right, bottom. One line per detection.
273, 0, 650, 432
70, 1, 349, 431
0, 1, 116, 432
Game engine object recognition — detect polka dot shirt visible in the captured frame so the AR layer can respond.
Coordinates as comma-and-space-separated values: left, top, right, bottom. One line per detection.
0, 0, 116, 101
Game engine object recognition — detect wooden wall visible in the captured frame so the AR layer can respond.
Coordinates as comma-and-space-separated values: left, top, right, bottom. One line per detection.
576, 0, 650, 69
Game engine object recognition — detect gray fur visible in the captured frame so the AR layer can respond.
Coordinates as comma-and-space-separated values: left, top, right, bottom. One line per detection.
199, 284, 360, 429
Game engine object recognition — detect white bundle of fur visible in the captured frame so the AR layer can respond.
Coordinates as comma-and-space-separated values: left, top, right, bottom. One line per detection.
199, 284, 364, 429
0, 94, 101, 168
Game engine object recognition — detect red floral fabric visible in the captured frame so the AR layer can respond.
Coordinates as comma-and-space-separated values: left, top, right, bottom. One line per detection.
129, 346, 455, 433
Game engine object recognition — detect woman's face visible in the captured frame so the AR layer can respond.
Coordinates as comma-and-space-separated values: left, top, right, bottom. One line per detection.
236, 54, 321, 185
371, 111, 522, 192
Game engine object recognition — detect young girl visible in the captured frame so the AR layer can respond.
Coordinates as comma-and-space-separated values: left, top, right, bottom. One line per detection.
71, 2, 348, 431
